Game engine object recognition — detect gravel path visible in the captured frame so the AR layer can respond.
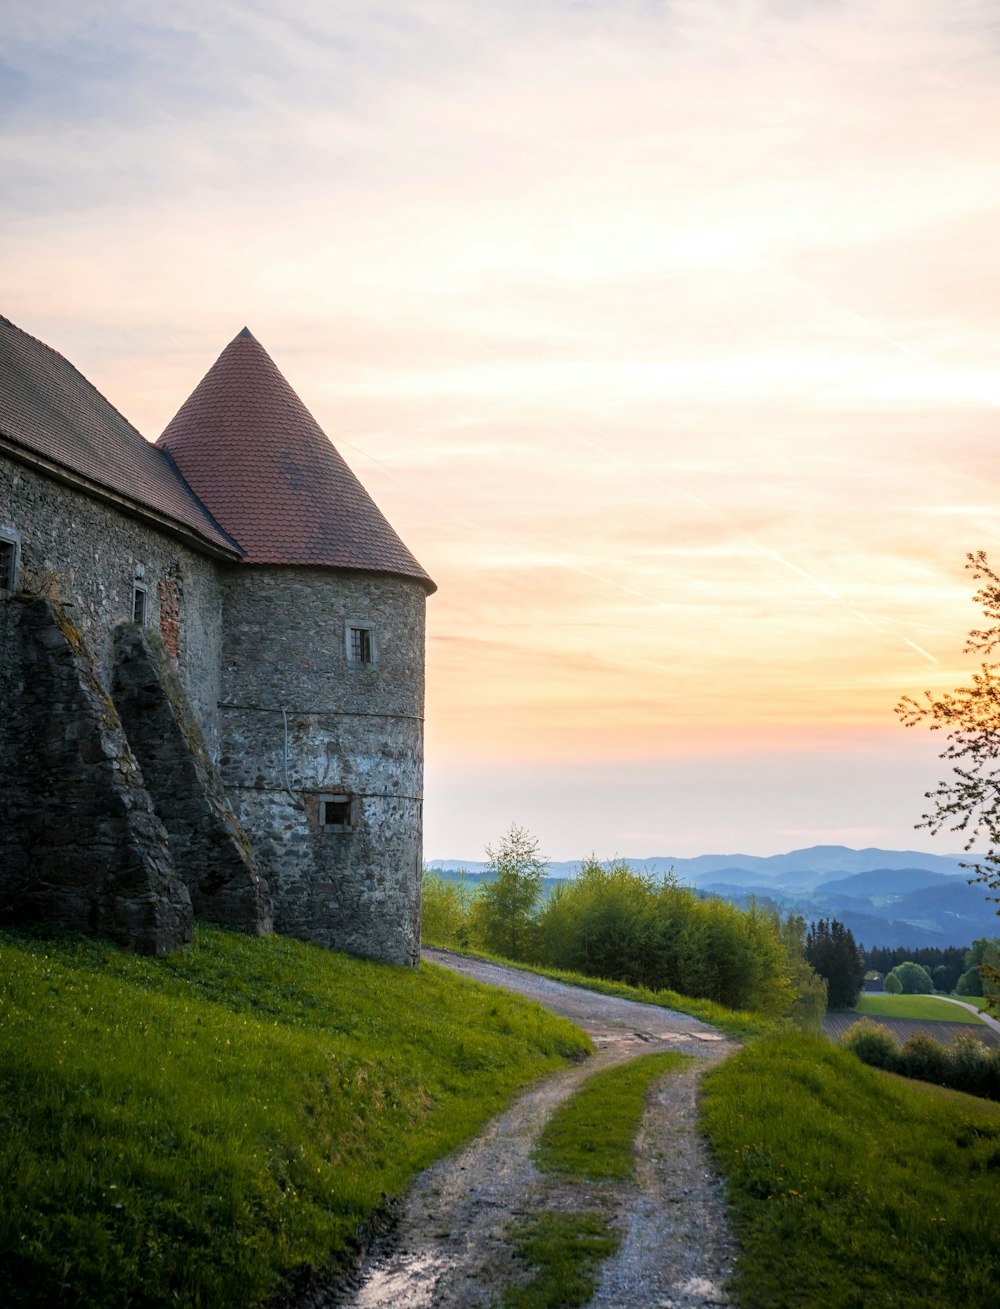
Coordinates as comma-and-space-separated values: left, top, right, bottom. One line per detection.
328, 951, 738, 1309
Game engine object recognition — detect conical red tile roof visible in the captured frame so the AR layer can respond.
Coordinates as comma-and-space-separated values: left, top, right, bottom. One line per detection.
157, 329, 434, 591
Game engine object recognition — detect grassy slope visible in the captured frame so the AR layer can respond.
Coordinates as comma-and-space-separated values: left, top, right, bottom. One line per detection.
0, 927, 590, 1308
854, 993, 985, 1023
701, 1032, 1000, 1309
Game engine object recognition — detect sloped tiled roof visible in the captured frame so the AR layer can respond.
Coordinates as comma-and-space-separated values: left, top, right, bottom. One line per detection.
157, 329, 435, 591
0, 315, 241, 557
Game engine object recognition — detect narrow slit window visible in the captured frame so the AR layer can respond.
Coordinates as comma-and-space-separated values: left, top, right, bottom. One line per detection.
132, 584, 148, 625
0, 538, 16, 592
320, 795, 352, 831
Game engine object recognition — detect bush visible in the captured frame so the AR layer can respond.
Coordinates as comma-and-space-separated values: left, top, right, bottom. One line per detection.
884, 972, 902, 994
842, 1019, 897, 1069
844, 1021, 1000, 1102
897, 1033, 950, 1085
887, 961, 934, 994
949, 1034, 997, 1099
421, 872, 476, 949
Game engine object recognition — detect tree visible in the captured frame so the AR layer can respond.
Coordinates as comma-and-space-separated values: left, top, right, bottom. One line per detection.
897, 552, 1000, 1010
958, 938, 1000, 1004
805, 918, 865, 1010
471, 823, 546, 960
886, 961, 934, 994
780, 914, 828, 1033
884, 971, 902, 994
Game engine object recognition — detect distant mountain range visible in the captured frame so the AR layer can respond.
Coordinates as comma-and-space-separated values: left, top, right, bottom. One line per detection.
426, 845, 999, 949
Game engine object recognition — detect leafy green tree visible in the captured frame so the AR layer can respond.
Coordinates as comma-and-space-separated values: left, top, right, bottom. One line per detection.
470, 823, 546, 960
884, 971, 902, 994
897, 552, 1000, 1010
805, 918, 865, 1010
420, 870, 476, 949
960, 938, 1000, 1004
780, 914, 827, 1033
886, 961, 934, 994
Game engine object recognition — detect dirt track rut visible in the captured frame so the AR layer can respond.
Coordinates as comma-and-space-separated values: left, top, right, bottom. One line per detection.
329, 951, 737, 1308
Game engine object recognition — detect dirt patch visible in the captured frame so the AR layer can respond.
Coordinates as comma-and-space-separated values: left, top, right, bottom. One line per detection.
324, 952, 738, 1308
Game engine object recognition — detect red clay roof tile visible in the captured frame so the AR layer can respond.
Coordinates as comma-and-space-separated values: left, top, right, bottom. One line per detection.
157, 330, 435, 591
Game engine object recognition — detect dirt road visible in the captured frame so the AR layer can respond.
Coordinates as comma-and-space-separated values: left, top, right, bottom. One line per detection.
329, 951, 737, 1309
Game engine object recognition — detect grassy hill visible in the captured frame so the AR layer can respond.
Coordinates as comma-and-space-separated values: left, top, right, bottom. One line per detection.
0, 926, 590, 1307
702, 1032, 1000, 1308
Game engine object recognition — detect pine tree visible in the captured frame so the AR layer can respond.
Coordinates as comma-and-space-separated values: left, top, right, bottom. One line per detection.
805, 918, 865, 1010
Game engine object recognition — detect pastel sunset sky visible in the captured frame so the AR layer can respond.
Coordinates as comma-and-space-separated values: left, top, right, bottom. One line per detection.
4, 1, 999, 860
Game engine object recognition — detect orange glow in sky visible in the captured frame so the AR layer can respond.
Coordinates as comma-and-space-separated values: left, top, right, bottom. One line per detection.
4, 0, 999, 857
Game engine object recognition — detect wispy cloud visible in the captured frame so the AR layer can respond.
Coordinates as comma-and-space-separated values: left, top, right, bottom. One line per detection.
4, 0, 999, 853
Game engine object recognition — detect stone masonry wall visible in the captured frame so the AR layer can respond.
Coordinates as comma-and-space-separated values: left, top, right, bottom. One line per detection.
0, 456, 225, 751
112, 623, 273, 935
219, 567, 426, 965
0, 595, 192, 953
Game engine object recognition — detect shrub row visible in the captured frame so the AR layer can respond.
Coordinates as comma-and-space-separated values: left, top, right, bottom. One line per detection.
843, 1019, 1000, 1101
424, 858, 826, 1020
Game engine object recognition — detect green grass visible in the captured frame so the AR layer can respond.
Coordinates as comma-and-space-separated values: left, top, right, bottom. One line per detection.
0, 926, 591, 1308
535, 1051, 690, 1180
501, 1212, 620, 1309
700, 1031, 1000, 1308
853, 993, 985, 1023
423, 943, 772, 1040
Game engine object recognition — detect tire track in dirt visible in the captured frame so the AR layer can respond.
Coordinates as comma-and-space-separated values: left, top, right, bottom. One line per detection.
326, 952, 737, 1308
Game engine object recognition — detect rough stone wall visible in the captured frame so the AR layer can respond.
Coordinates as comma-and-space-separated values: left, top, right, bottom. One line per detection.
112, 623, 273, 935
219, 566, 426, 965
0, 595, 192, 953
0, 456, 224, 751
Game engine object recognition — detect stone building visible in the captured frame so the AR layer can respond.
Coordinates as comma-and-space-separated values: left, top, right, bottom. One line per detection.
0, 314, 434, 963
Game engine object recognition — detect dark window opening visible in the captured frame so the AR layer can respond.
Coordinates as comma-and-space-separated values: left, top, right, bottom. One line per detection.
0, 539, 16, 592
132, 585, 147, 625
321, 795, 352, 830
349, 626, 372, 664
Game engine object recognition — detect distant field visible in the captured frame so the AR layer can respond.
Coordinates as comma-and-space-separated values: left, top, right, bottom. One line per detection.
854, 994, 984, 1024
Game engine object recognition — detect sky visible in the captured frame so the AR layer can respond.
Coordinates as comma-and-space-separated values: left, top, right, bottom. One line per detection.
3, 1, 999, 860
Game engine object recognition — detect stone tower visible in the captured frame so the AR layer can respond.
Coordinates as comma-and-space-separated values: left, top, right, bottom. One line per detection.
158, 329, 435, 965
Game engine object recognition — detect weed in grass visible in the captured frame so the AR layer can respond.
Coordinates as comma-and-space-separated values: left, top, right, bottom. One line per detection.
0, 926, 591, 1308
535, 1051, 689, 1181
701, 1031, 1000, 1308
501, 1211, 620, 1309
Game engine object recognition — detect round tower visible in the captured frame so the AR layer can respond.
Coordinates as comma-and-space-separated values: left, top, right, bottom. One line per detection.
158, 329, 435, 965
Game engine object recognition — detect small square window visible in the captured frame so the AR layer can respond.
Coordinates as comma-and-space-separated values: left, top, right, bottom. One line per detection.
346, 623, 375, 665
132, 584, 148, 625
319, 794, 352, 831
